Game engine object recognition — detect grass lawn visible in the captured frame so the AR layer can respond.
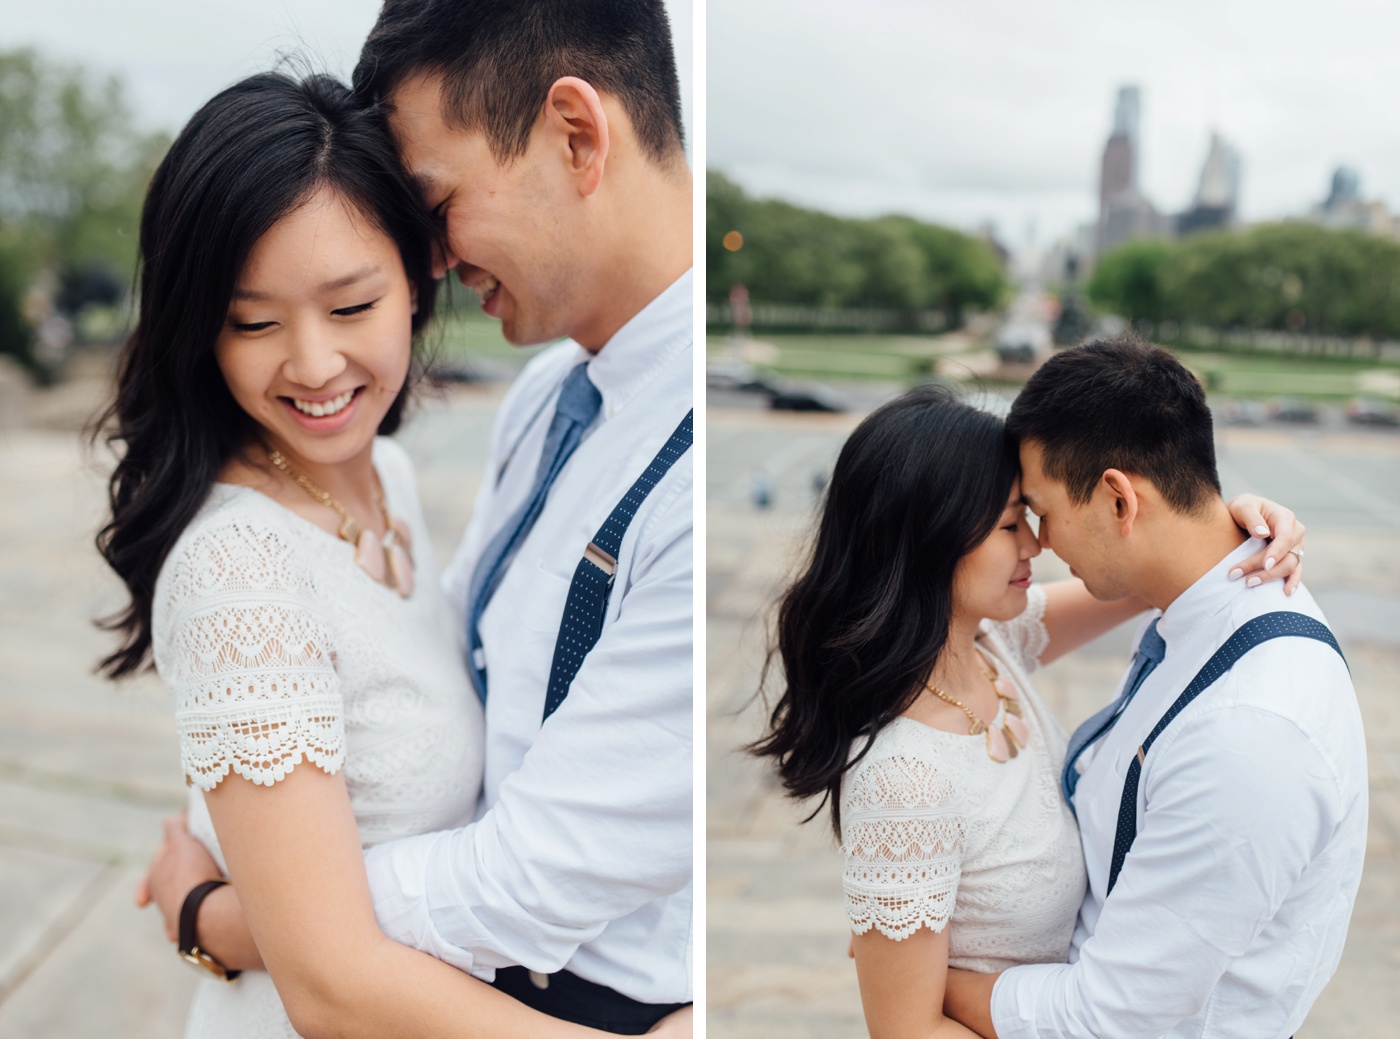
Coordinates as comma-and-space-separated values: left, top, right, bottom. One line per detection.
707, 332, 1400, 401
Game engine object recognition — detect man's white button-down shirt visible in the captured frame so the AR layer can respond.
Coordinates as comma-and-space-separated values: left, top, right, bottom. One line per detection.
363, 271, 693, 1005
993, 538, 1366, 1038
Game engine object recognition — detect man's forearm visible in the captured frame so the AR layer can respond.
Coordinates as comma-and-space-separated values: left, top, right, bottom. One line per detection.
944, 969, 1001, 1039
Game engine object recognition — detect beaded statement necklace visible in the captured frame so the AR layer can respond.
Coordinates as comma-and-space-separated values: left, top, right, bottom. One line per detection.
924, 651, 1030, 762
265, 448, 415, 598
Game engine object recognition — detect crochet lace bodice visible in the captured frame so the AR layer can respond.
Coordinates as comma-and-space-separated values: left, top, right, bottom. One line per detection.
151, 438, 484, 1038
840, 584, 1087, 972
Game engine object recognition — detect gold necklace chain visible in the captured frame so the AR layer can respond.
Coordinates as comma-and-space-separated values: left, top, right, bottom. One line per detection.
264, 447, 414, 598
265, 447, 390, 545
924, 650, 1026, 761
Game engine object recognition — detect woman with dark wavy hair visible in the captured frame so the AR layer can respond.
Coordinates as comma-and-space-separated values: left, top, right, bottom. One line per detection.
96, 71, 640, 1039
751, 385, 1302, 1039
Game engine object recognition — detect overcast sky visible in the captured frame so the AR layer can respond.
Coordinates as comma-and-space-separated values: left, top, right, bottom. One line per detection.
710, 0, 1400, 250
2, 0, 692, 156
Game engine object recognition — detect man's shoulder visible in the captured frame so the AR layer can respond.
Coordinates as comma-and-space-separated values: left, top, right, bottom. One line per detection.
1215, 583, 1352, 701
1166, 584, 1362, 788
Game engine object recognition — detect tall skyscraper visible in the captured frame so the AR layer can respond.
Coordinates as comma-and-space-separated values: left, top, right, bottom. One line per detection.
1112, 85, 1141, 156
1097, 85, 1161, 256
1177, 132, 1241, 236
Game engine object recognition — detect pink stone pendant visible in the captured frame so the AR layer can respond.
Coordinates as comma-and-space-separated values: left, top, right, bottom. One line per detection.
1006, 712, 1030, 747
386, 540, 414, 599
985, 723, 1010, 762
390, 516, 413, 553
355, 529, 386, 583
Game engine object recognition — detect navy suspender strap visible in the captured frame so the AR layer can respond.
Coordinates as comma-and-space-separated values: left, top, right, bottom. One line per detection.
541, 409, 693, 724
1106, 611, 1346, 896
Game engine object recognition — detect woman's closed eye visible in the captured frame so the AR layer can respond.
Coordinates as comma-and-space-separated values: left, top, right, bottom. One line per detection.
230, 319, 274, 333
331, 300, 377, 318
1001, 508, 1028, 532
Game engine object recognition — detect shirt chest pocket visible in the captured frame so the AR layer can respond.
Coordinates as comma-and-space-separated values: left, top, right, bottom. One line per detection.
505, 560, 575, 637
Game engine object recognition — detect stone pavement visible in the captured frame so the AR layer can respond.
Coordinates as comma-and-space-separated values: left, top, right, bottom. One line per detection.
707, 406, 1400, 1039
0, 364, 499, 1037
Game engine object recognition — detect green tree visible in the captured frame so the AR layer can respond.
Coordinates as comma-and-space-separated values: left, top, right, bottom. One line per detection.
1086, 238, 1173, 326
0, 48, 168, 365
1089, 222, 1400, 343
705, 171, 1009, 327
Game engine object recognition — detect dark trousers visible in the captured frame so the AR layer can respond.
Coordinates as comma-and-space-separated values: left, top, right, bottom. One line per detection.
492, 966, 688, 1035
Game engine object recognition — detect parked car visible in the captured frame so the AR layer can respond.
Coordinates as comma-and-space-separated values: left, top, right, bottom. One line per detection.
1344, 396, 1400, 427
994, 320, 1052, 365
1268, 397, 1320, 423
1219, 398, 1269, 426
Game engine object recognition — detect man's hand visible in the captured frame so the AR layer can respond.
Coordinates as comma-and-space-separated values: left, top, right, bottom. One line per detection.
646, 1003, 692, 1036
135, 812, 223, 942
1225, 493, 1306, 595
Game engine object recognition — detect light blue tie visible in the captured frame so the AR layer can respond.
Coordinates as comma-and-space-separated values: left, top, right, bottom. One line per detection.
1061, 617, 1167, 810
467, 362, 601, 702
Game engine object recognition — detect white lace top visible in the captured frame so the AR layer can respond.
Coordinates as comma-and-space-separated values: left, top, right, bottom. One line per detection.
151, 438, 484, 1039
840, 584, 1087, 972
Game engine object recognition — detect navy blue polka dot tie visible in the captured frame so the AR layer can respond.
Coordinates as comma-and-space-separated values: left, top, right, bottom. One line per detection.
466, 362, 601, 703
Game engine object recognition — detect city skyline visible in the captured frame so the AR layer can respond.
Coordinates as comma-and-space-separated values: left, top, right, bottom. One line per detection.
710, 0, 1400, 252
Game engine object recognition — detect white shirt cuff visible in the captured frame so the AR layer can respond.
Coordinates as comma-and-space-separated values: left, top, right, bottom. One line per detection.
363, 836, 495, 983
992, 962, 1074, 1039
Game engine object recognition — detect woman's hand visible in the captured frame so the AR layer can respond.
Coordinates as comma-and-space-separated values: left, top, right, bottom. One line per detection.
1225, 494, 1306, 596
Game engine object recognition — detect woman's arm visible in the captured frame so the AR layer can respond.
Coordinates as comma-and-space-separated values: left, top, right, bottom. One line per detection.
1037, 493, 1306, 666
203, 762, 620, 1039
852, 925, 985, 1039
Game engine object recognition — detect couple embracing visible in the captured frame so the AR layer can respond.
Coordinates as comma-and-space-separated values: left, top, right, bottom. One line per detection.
97, 1, 692, 1037
757, 339, 1366, 1038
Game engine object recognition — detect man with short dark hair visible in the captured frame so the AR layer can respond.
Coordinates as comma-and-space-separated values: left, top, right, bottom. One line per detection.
140, 2, 693, 1034
945, 338, 1366, 1038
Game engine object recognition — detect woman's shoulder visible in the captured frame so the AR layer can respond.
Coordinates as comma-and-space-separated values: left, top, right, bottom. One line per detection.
155, 486, 320, 617
842, 720, 968, 812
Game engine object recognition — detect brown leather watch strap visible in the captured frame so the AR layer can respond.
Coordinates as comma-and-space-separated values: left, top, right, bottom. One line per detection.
178, 879, 241, 981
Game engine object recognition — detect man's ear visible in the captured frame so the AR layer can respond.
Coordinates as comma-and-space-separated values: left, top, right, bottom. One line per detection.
1101, 468, 1140, 536
543, 76, 610, 197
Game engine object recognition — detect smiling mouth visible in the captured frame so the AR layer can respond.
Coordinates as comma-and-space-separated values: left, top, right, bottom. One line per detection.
286, 388, 361, 418
472, 274, 500, 306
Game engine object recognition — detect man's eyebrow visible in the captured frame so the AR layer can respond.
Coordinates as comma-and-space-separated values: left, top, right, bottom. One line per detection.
1020, 490, 1039, 509
230, 264, 382, 303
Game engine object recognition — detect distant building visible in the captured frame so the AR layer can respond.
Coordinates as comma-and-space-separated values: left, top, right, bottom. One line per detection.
1096, 85, 1166, 255
1177, 132, 1241, 236
1307, 166, 1398, 237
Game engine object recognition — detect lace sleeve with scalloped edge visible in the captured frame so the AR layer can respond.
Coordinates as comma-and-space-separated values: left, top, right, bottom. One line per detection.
841, 750, 966, 941
156, 514, 345, 791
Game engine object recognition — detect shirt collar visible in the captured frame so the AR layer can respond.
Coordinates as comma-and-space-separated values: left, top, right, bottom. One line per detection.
579, 268, 692, 420
1154, 536, 1263, 650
